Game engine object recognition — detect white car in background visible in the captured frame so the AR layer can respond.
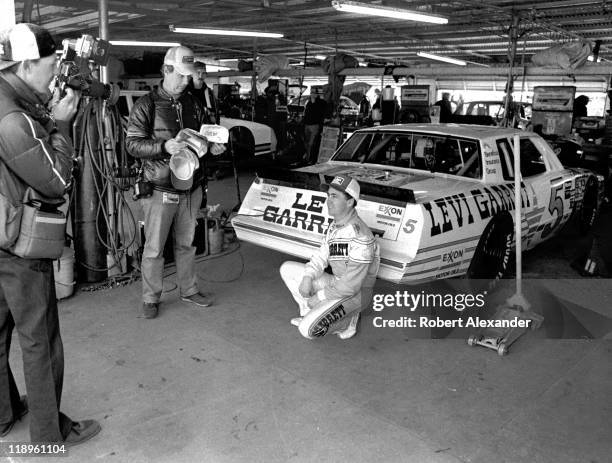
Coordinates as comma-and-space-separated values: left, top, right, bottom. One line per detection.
117, 90, 277, 158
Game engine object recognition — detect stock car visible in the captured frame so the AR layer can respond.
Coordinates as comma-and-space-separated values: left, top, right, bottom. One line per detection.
118, 90, 277, 158
231, 124, 603, 284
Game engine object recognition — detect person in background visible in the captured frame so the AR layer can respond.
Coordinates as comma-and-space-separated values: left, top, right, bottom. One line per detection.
280, 175, 380, 340
191, 60, 219, 124
0, 23, 100, 445
302, 92, 327, 164
126, 46, 225, 319
434, 92, 453, 122
573, 95, 589, 124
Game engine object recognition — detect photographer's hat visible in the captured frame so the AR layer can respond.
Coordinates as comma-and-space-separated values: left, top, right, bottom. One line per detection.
164, 46, 196, 76
0, 23, 57, 71
322, 174, 360, 202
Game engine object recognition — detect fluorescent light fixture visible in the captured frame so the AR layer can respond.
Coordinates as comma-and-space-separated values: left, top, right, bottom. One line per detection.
314, 54, 326, 60
110, 40, 181, 47
170, 25, 283, 38
417, 51, 466, 66
331, 0, 448, 25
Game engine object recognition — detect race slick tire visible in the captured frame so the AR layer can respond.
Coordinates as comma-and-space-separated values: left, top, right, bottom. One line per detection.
466, 213, 513, 281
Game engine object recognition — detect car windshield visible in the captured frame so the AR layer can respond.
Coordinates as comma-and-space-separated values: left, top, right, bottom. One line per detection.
332, 131, 482, 178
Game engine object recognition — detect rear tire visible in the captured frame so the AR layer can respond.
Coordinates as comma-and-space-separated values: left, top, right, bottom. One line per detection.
466, 214, 513, 281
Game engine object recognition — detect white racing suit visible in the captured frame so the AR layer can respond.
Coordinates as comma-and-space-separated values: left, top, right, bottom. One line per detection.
280, 209, 380, 339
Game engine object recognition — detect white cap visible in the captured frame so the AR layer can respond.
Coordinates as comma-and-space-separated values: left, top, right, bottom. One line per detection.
164, 46, 196, 76
169, 150, 198, 190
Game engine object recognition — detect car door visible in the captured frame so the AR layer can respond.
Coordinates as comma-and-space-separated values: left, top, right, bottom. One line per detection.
496, 136, 558, 248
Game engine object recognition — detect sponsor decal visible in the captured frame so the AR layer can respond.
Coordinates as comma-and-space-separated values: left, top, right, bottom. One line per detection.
423, 184, 532, 237
442, 249, 464, 263
262, 192, 332, 234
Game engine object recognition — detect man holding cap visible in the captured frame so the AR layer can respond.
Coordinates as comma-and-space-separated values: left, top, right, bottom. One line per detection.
279, 175, 380, 339
0, 23, 100, 444
127, 45, 225, 319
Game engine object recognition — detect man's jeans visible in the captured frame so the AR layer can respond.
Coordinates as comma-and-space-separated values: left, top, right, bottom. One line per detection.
140, 188, 202, 303
0, 251, 72, 442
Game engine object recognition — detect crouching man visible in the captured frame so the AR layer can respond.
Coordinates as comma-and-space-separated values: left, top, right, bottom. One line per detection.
280, 175, 379, 339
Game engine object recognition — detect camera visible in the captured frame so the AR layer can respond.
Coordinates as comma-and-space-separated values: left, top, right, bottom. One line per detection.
56, 35, 119, 104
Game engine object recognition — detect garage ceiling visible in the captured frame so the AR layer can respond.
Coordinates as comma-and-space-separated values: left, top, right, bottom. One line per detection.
14, 1, 612, 66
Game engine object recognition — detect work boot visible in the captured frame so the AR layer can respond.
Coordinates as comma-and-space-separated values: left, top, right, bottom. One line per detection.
0, 396, 28, 437
142, 302, 159, 319
181, 291, 214, 307
64, 420, 101, 447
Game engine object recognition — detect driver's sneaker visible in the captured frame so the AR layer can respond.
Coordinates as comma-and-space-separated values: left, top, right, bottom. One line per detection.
334, 313, 361, 340
290, 317, 302, 327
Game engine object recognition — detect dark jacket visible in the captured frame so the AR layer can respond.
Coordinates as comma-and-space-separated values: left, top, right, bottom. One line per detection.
0, 72, 73, 250
126, 83, 211, 193
303, 98, 327, 126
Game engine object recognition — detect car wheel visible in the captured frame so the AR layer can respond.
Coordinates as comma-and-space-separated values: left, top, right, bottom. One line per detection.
579, 177, 598, 233
229, 126, 255, 159
466, 214, 513, 281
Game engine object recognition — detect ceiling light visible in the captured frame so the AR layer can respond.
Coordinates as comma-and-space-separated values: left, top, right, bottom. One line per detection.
331, 0, 448, 25
110, 40, 181, 47
417, 51, 466, 66
170, 25, 283, 38
314, 55, 326, 60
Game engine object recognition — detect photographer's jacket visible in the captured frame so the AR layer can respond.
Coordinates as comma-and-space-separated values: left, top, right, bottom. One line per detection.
0, 73, 73, 250
126, 84, 211, 193
304, 209, 380, 301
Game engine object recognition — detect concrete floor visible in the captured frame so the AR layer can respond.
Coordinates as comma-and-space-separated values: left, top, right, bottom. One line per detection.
2, 167, 612, 463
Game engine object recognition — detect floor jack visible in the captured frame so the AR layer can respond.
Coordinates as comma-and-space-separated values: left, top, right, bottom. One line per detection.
467, 293, 544, 356
467, 135, 544, 356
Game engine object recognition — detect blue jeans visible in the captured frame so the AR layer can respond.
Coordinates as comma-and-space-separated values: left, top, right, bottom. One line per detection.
140, 188, 202, 303
0, 251, 73, 442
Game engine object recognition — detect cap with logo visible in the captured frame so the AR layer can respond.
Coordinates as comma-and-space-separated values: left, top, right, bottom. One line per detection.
0, 23, 57, 71
322, 174, 360, 202
164, 46, 196, 76
169, 149, 199, 191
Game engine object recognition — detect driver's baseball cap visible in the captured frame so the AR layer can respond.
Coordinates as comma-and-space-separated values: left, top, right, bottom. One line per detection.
322, 174, 360, 202
0, 23, 57, 71
164, 46, 196, 76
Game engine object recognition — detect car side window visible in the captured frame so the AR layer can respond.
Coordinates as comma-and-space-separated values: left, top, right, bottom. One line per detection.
497, 137, 546, 180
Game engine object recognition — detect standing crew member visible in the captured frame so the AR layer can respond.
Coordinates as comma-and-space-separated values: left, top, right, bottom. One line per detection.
302, 92, 327, 164
280, 175, 380, 339
126, 46, 225, 319
191, 60, 218, 124
0, 23, 100, 445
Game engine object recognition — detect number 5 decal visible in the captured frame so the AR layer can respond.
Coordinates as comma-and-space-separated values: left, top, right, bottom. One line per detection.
403, 219, 418, 234
541, 183, 564, 238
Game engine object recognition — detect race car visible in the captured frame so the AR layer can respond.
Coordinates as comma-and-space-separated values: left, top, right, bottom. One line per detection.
232, 124, 603, 284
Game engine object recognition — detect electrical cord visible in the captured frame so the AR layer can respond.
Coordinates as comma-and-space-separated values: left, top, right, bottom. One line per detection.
71, 98, 138, 273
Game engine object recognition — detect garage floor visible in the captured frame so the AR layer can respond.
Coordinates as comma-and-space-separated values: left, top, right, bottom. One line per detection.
3, 168, 612, 463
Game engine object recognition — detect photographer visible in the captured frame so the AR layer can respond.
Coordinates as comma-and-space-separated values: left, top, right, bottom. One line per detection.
126, 46, 222, 319
0, 24, 100, 445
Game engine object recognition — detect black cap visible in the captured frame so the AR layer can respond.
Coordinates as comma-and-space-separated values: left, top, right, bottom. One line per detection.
0, 23, 57, 71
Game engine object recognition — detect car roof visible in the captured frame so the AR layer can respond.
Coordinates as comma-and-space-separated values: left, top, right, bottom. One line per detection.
355, 123, 523, 138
